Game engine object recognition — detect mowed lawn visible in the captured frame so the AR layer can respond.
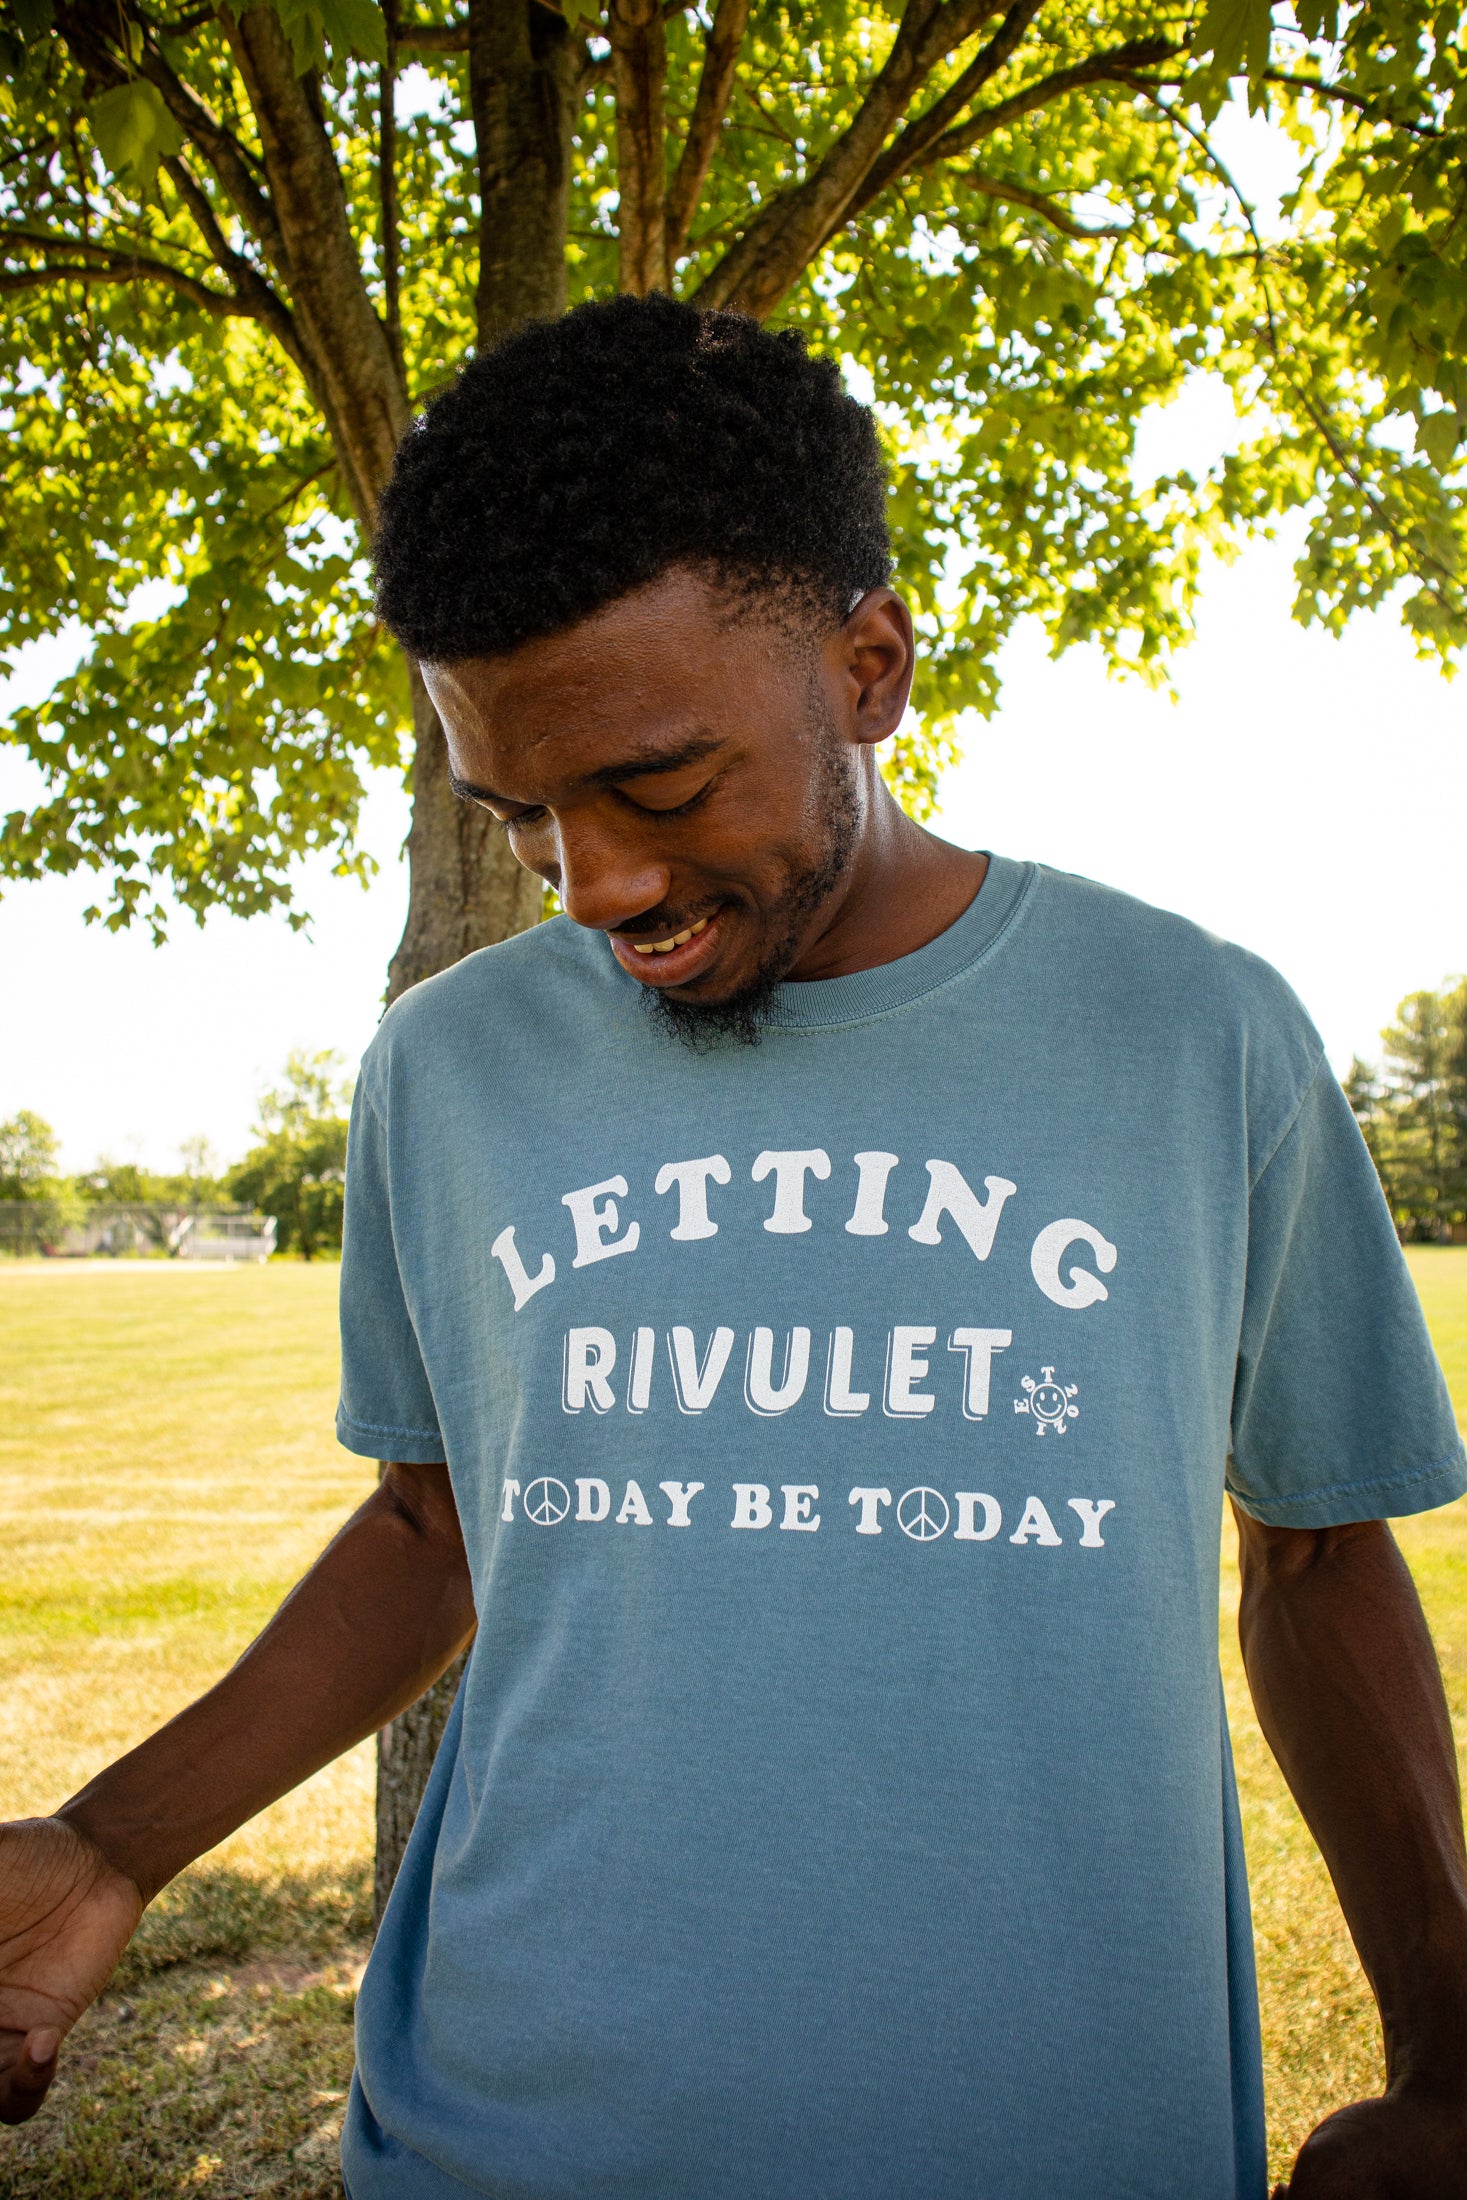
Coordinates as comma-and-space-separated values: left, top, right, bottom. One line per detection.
0, 1252, 1464, 2195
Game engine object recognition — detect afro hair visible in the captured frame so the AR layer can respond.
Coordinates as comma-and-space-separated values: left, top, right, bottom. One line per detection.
373, 293, 891, 663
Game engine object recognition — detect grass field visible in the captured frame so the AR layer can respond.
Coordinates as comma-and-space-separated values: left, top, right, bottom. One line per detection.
0, 1252, 1464, 2195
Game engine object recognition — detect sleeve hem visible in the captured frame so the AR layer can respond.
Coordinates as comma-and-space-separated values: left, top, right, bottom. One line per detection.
336, 1406, 447, 1466
1227, 1444, 1467, 1529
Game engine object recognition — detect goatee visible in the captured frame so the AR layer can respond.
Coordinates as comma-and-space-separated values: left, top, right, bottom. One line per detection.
640, 740, 861, 1053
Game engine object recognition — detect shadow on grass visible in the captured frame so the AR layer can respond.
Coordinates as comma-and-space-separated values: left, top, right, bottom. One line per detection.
0, 1862, 371, 2200
119, 1862, 373, 1985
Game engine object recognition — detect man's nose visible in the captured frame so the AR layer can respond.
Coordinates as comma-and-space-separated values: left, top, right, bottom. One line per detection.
552, 816, 672, 935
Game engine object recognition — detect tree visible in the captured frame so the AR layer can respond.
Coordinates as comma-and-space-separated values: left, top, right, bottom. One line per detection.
0, 1108, 59, 1196
5, 0, 1466, 1892
226, 1046, 352, 1254
1350, 979, 1467, 1239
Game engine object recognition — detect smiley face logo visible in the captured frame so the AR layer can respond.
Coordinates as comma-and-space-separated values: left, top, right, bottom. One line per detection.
1014, 1368, 1079, 1436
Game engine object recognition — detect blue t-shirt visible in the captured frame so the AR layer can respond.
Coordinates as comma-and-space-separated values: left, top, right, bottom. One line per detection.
336, 855, 1464, 2200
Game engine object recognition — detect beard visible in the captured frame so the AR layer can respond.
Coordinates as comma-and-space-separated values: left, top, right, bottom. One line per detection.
640, 735, 862, 1053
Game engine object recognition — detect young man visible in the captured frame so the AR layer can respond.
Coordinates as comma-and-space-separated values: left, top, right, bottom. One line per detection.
2, 296, 1465, 2200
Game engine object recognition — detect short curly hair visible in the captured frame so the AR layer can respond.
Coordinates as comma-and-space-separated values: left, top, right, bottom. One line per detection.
373, 293, 891, 662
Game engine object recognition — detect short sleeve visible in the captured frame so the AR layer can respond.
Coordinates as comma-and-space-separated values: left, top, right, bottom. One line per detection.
1227, 1060, 1465, 1527
336, 1077, 447, 1465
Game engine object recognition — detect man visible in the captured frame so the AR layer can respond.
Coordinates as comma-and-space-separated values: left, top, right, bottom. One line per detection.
1, 295, 1465, 2199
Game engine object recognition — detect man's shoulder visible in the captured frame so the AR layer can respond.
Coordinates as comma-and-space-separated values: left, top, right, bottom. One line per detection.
1020, 862, 1327, 1152
1029, 860, 1319, 1037
361, 916, 612, 1086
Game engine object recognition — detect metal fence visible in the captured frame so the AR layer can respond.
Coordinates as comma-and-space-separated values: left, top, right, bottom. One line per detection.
0, 1202, 277, 1261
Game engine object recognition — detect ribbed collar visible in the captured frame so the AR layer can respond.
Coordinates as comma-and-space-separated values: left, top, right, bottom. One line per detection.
763, 852, 1034, 1032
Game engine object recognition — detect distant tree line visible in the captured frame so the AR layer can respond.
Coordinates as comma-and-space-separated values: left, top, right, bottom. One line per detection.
0, 1049, 351, 1258
1347, 979, 1467, 1243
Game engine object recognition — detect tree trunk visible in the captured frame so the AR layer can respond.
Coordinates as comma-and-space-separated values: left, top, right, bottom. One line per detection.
374, 1645, 467, 1922
385, 667, 545, 1004
374, 0, 576, 1920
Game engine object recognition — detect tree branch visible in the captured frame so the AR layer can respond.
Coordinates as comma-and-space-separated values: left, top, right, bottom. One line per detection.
467, 0, 577, 341
1262, 68, 1442, 140
827, 0, 1046, 244
917, 38, 1178, 169
161, 154, 306, 372
221, 2, 410, 517
398, 18, 470, 53
694, 0, 1007, 315
53, 3, 289, 274
0, 234, 260, 316
1148, 89, 1467, 617
664, 0, 748, 275
962, 167, 1128, 238
610, 0, 669, 293
382, 0, 404, 375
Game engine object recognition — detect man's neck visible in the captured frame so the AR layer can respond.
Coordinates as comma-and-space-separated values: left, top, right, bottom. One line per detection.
784, 771, 988, 984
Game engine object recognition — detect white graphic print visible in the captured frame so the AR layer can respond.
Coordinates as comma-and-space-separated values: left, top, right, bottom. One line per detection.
524, 1476, 571, 1524
1014, 1367, 1080, 1435
897, 1486, 950, 1541
499, 1477, 1115, 1547
490, 1148, 1118, 1316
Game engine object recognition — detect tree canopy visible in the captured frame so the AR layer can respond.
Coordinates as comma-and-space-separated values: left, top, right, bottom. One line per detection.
1, 0, 1465, 949
225, 1047, 352, 1254
1348, 975, 1467, 1240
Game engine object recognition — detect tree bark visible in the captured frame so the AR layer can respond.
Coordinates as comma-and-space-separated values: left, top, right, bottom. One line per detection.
374, 1645, 468, 1922
386, 667, 546, 1005
470, 0, 576, 341
375, 0, 577, 1917
610, 0, 668, 295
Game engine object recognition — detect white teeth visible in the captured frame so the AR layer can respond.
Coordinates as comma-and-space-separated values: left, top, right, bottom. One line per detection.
630, 917, 709, 956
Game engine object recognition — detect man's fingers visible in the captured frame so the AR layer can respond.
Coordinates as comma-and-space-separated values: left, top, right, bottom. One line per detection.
0, 2027, 60, 2126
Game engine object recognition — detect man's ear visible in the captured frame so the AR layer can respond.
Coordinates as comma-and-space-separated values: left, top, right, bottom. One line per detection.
835, 588, 916, 748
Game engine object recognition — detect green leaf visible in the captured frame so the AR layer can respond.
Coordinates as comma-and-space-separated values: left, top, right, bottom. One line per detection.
1418, 410, 1463, 472
85, 80, 183, 195
1193, 0, 1273, 81
1294, 0, 1338, 41
319, 0, 387, 65
11, 0, 56, 36
271, 0, 387, 73
562, 0, 603, 26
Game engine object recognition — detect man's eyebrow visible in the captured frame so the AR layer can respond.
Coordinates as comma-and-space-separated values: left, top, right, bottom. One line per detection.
449, 732, 726, 810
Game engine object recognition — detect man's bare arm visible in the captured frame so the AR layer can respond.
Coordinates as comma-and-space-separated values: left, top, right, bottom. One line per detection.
1233, 1504, 1467, 2198
0, 1460, 474, 2125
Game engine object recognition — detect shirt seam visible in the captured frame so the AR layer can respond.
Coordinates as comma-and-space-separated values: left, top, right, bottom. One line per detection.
1227, 1441, 1466, 1512
763, 860, 1041, 1039
1246, 1046, 1330, 1198
337, 1405, 444, 1443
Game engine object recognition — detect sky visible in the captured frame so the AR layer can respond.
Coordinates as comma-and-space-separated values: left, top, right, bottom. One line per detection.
1, 110, 1463, 1175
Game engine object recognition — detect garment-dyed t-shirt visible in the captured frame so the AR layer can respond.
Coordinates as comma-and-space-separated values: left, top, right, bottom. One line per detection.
335, 855, 1464, 2200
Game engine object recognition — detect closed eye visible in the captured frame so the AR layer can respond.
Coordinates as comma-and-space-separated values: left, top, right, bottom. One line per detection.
612, 778, 717, 821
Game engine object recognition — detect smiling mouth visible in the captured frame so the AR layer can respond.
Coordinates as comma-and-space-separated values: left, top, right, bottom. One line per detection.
627, 916, 711, 956
609, 906, 727, 987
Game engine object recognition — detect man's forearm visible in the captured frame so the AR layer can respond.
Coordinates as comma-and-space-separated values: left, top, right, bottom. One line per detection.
56, 1464, 476, 1903
1234, 1504, 1467, 2087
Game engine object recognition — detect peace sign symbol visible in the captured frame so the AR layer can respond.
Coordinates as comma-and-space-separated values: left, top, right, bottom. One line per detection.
523, 1476, 570, 1526
897, 1486, 949, 1541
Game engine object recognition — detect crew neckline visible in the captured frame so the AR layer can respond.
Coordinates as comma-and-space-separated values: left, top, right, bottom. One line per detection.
762, 852, 1034, 1031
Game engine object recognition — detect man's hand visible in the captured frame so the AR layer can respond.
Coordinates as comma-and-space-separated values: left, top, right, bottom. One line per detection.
1276, 2080, 1467, 2196
0, 1461, 474, 2127
0, 1817, 143, 2125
